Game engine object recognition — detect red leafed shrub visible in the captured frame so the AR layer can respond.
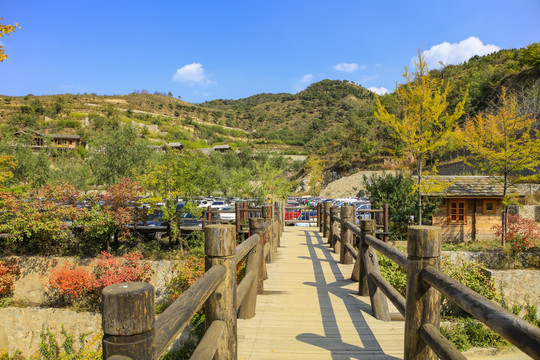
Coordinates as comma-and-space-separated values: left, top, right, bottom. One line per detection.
168, 256, 205, 301
47, 251, 153, 310
493, 214, 540, 253
0, 260, 20, 296
48, 263, 96, 300
94, 251, 153, 289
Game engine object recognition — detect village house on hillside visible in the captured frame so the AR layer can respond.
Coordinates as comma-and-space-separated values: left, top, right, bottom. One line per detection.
13, 130, 81, 151
197, 144, 234, 155
423, 176, 522, 242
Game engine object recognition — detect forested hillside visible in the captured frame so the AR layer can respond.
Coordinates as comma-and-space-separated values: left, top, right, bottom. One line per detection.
0, 43, 538, 188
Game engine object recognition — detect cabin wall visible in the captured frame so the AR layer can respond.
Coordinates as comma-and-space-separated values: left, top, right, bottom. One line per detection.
432, 198, 502, 242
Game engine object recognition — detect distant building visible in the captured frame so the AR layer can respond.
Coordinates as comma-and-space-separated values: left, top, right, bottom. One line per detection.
149, 142, 184, 153
167, 142, 184, 152
198, 144, 233, 155
13, 130, 81, 151
422, 176, 522, 242
212, 144, 232, 153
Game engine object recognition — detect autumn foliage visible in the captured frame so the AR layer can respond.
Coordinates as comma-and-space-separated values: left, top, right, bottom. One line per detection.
47, 251, 153, 306
493, 214, 540, 253
167, 255, 205, 301
0, 260, 20, 296
0, 178, 143, 256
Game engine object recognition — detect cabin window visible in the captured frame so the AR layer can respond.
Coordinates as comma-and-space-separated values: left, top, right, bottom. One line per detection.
448, 200, 467, 224
483, 201, 495, 214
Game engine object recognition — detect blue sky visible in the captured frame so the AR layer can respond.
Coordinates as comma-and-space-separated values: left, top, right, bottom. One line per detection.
1, 0, 539, 103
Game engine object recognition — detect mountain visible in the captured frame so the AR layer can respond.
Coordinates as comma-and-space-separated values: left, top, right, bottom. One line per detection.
0, 44, 538, 164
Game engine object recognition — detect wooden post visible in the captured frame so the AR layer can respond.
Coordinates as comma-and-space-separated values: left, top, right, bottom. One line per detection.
102, 282, 155, 359
330, 206, 340, 254
405, 226, 441, 360
340, 205, 355, 264
358, 219, 375, 296
361, 219, 390, 321
238, 242, 261, 319
204, 225, 237, 360
383, 204, 389, 243
323, 202, 331, 240
320, 203, 325, 234
317, 203, 322, 232
249, 218, 266, 294
328, 206, 339, 248
207, 205, 212, 225
262, 205, 273, 262
235, 202, 241, 236
275, 202, 282, 246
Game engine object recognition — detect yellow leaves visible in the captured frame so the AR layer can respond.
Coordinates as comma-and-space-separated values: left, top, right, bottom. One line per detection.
458, 87, 540, 175
375, 50, 468, 164
0, 18, 20, 62
0, 155, 16, 185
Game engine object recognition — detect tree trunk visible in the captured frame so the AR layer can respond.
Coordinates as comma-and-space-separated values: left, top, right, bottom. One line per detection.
417, 155, 423, 225
501, 175, 507, 247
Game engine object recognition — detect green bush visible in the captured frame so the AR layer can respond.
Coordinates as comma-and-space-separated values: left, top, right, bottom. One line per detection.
441, 318, 508, 351
378, 254, 407, 296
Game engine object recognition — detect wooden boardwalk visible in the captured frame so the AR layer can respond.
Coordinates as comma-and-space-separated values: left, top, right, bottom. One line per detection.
238, 227, 405, 360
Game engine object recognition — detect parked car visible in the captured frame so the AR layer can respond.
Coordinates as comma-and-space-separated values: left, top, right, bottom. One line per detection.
212, 206, 236, 221
210, 201, 227, 210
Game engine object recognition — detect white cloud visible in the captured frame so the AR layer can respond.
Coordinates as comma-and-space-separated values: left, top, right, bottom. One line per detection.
172, 63, 215, 85
368, 86, 389, 95
299, 74, 314, 84
421, 36, 500, 68
334, 63, 359, 72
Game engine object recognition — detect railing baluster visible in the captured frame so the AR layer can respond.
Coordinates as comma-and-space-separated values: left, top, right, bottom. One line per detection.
204, 224, 237, 360
340, 205, 355, 264
404, 226, 441, 360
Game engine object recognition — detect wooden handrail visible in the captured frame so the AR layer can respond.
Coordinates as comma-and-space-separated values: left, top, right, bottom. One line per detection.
422, 265, 540, 359
319, 204, 540, 360
419, 324, 467, 360
369, 272, 405, 317
155, 264, 226, 357
189, 320, 225, 360
235, 233, 260, 264
102, 202, 284, 360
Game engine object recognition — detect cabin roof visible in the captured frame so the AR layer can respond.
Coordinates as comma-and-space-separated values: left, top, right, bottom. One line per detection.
418, 176, 520, 197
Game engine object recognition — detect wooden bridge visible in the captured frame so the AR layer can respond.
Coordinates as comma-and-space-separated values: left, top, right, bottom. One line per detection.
102, 203, 540, 360
237, 226, 404, 359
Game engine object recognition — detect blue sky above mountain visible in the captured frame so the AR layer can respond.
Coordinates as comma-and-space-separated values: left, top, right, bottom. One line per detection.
0, 0, 538, 103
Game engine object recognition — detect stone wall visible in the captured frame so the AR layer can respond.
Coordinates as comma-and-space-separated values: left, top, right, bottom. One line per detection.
0, 307, 101, 358
442, 251, 540, 307
0, 306, 192, 358
0, 257, 189, 358
488, 269, 540, 307
4, 256, 179, 306
508, 204, 540, 222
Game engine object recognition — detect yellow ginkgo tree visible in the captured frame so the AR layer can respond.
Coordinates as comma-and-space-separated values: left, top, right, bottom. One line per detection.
457, 88, 540, 246
375, 50, 468, 224
0, 18, 20, 62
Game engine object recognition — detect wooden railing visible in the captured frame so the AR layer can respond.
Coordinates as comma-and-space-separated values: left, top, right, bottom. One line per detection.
320, 204, 540, 360
101, 204, 283, 360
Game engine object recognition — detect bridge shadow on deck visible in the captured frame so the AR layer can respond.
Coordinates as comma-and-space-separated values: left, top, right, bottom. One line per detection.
296, 230, 401, 360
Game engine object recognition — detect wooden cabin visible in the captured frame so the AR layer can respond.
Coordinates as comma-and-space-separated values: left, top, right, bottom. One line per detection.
13, 130, 80, 151
424, 176, 521, 242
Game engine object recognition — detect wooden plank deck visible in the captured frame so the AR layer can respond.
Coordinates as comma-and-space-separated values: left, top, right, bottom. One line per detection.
238, 227, 405, 360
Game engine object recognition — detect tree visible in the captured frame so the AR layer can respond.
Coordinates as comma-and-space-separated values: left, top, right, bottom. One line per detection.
87, 124, 154, 185
374, 50, 467, 224
138, 150, 217, 243
305, 156, 324, 196
0, 155, 16, 186
456, 88, 540, 245
0, 18, 19, 62
364, 172, 440, 241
